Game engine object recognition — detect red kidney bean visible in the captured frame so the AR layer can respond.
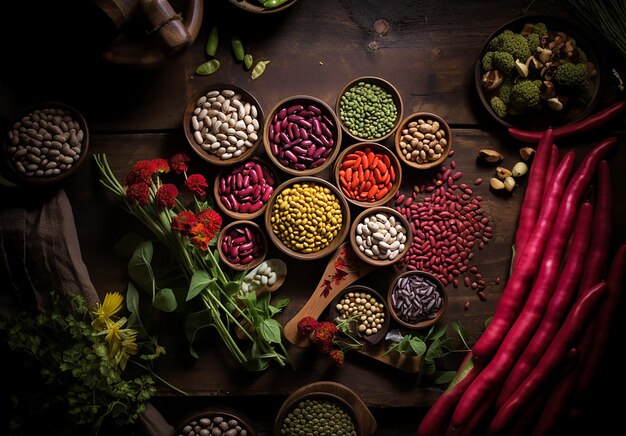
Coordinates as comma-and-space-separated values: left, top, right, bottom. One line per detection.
221, 223, 264, 266
218, 160, 278, 214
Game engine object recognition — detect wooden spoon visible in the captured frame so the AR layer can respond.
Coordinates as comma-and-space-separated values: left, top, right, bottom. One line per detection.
243, 259, 287, 294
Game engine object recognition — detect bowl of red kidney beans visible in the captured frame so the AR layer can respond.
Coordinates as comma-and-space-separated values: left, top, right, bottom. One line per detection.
217, 220, 268, 271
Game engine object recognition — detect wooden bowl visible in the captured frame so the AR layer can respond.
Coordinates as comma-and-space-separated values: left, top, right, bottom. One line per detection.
3, 101, 89, 185
474, 15, 601, 131
183, 84, 264, 167
394, 112, 452, 170
176, 406, 256, 436
228, 0, 299, 14
349, 206, 412, 267
336, 76, 403, 143
217, 220, 268, 271
333, 141, 402, 208
264, 176, 350, 261
213, 157, 280, 220
328, 285, 390, 346
263, 95, 342, 177
387, 269, 448, 329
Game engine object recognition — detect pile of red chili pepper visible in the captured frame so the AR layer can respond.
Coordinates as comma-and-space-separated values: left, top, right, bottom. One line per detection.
418, 100, 626, 435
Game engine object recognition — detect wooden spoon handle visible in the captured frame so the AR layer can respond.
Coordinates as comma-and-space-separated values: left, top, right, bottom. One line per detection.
139, 0, 191, 55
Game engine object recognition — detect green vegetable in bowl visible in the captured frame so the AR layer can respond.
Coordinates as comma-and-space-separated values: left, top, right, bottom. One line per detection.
488, 29, 532, 61
555, 62, 588, 88
490, 96, 508, 118
510, 80, 541, 109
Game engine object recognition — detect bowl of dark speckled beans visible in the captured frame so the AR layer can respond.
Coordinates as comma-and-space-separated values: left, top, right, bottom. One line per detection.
176, 407, 256, 436
387, 269, 447, 329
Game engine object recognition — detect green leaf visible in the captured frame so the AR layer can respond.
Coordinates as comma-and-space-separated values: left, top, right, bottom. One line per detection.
114, 233, 145, 259
426, 339, 446, 360
224, 280, 242, 296
128, 241, 155, 296
258, 319, 282, 344
187, 270, 215, 301
126, 282, 141, 316
427, 323, 448, 340
422, 358, 437, 375
268, 298, 289, 317
408, 337, 427, 356
184, 310, 212, 358
434, 371, 457, 386
153, 288, 177, 312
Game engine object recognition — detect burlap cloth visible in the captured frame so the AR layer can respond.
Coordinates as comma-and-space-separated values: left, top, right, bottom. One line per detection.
0, 186, 174, 436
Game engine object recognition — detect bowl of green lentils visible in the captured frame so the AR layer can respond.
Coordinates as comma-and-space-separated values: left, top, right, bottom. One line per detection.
336, 76, 404, 143
264, 176, 350, 261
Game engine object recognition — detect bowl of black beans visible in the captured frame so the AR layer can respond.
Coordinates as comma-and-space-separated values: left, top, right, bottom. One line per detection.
387, 269, 447, 329
176, 407, 256, 436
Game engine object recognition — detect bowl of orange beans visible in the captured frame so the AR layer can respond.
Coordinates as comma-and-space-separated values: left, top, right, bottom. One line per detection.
334, 142, 402, 208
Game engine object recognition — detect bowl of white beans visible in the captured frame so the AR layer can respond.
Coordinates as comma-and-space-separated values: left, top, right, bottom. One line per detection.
349, 206, 412, 267
3, 101, 89, 185
183, 85, 264, 166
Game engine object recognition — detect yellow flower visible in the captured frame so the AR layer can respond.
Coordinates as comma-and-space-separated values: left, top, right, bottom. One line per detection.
100, 317, 138, 370
92, 292, 124, 330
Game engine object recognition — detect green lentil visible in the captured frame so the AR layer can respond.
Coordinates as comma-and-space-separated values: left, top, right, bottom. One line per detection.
271, 183, 342, 253
280, 398, 356, 436
339, 81, 398, 139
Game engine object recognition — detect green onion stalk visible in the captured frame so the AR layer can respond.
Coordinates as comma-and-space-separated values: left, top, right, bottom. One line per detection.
93, 154, 290, 370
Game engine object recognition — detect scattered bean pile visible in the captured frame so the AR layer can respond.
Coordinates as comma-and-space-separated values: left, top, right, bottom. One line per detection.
279, 398, 356, 436
355, 212, 407, 262
217, 160, 277, 214
242, 261, 279, 293
397, 117, 448, 164
335, 290, 386, 336
178, 415, 249, 436
397, 156, 495, 300
390, 274, 443, 323
271, 183, 343, 253
338, 146, 396, 203
190, 89, 260, 161
267, 103, 336, 171
6, 107, 85, 178
339, 81, 398, 140
221, 224, 264, 266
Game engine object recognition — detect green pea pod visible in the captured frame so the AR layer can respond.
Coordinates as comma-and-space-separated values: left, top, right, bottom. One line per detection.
243, 54, 253, 70
231, 36, 245, 62
195, 59, 220, 76
262, 0, 290, 8
205, 26, 218, 57
251, 60, 270, 80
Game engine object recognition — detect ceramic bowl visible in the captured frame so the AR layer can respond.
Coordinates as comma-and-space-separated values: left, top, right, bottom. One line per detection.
3, 101, 89, 185
349, 206, 412, 267
264, 176, 350, 261
387, 269, 447, 329
333, 141, 402, 208
176, 406, 256, 436
213, 157, 280, 220
394, 112, 452, 170
183, 84, 264, 166
336, 76, 403, 143
263, 95, 342, 176
475, 15, 601, 131
217, 220, 268, 271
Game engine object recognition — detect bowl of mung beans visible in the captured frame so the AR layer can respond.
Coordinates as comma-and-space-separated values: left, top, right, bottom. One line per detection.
176, 406, 256, 436
394, 112, 452, 170
214, 157, 280, 220
183, 85, 264, 167
217, 220, 268, 271
387, 269, 447, 329
349, 206, 412, 267
336, 76, 403, 143
3, 101, 89, 185
264, 176, 350, 261
263, 95, 342, 177
333, 142, 402, 208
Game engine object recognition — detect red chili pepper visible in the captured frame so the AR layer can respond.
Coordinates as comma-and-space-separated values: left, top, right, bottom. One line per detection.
487, 281, 607, 434
507, 101, 626, 143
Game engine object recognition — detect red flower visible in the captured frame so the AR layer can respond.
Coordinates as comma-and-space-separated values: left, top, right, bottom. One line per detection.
124, 160, 156, 186
169, 153, 190, 175
126, 183, 150, 205
150, 158, 170, 174
196, 209, 222, 235
329, 349, 345, 365
185, 174, 208, 198
155, 184, 178, 208
171, 211, 197, 233
311, 321, 337, 351
189, 223, 211, 251
297, 317, 319, 336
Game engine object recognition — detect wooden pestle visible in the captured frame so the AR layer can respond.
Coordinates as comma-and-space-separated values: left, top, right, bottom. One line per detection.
139, 0, 191, 56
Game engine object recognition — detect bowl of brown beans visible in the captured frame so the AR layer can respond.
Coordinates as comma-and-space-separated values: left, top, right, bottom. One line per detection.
336, 76, 403, 143
334, 142, 402, 208
262, 95, 342, 177
217, 220, 268, 271
394, 112, 452, 170
176, 407, 256, 436
264, 176, 350, 261
387, 269, 447, 329
214, 157, 280, 220
183, 85, 264, 167
3, 101, 89, 185
349, 206, 412, 267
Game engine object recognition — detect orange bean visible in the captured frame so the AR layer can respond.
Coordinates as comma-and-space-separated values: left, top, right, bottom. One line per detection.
345, 167, 353, 180
361, 154, 369, 168
363, 169, 371, 181
340, 176, 349, 188
355, 150, 365, 157
367, 151, 375, 166
382, 155, 390, 167
342, 159, 355, 169
389, 165, 395, 181
347, 153, 360, 159
370, 156, 379, 170
367, 185, 378, 198
360, 180, 372, 192
352, 157, 361, 169
374, 168, 383, 182
358, 166, 364, 180
375, 186, 388, 200
350, 177, 360, 190
376, 159, 387, 174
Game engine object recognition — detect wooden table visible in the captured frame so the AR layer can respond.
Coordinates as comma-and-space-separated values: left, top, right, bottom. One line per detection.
2, 0, 625, 434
